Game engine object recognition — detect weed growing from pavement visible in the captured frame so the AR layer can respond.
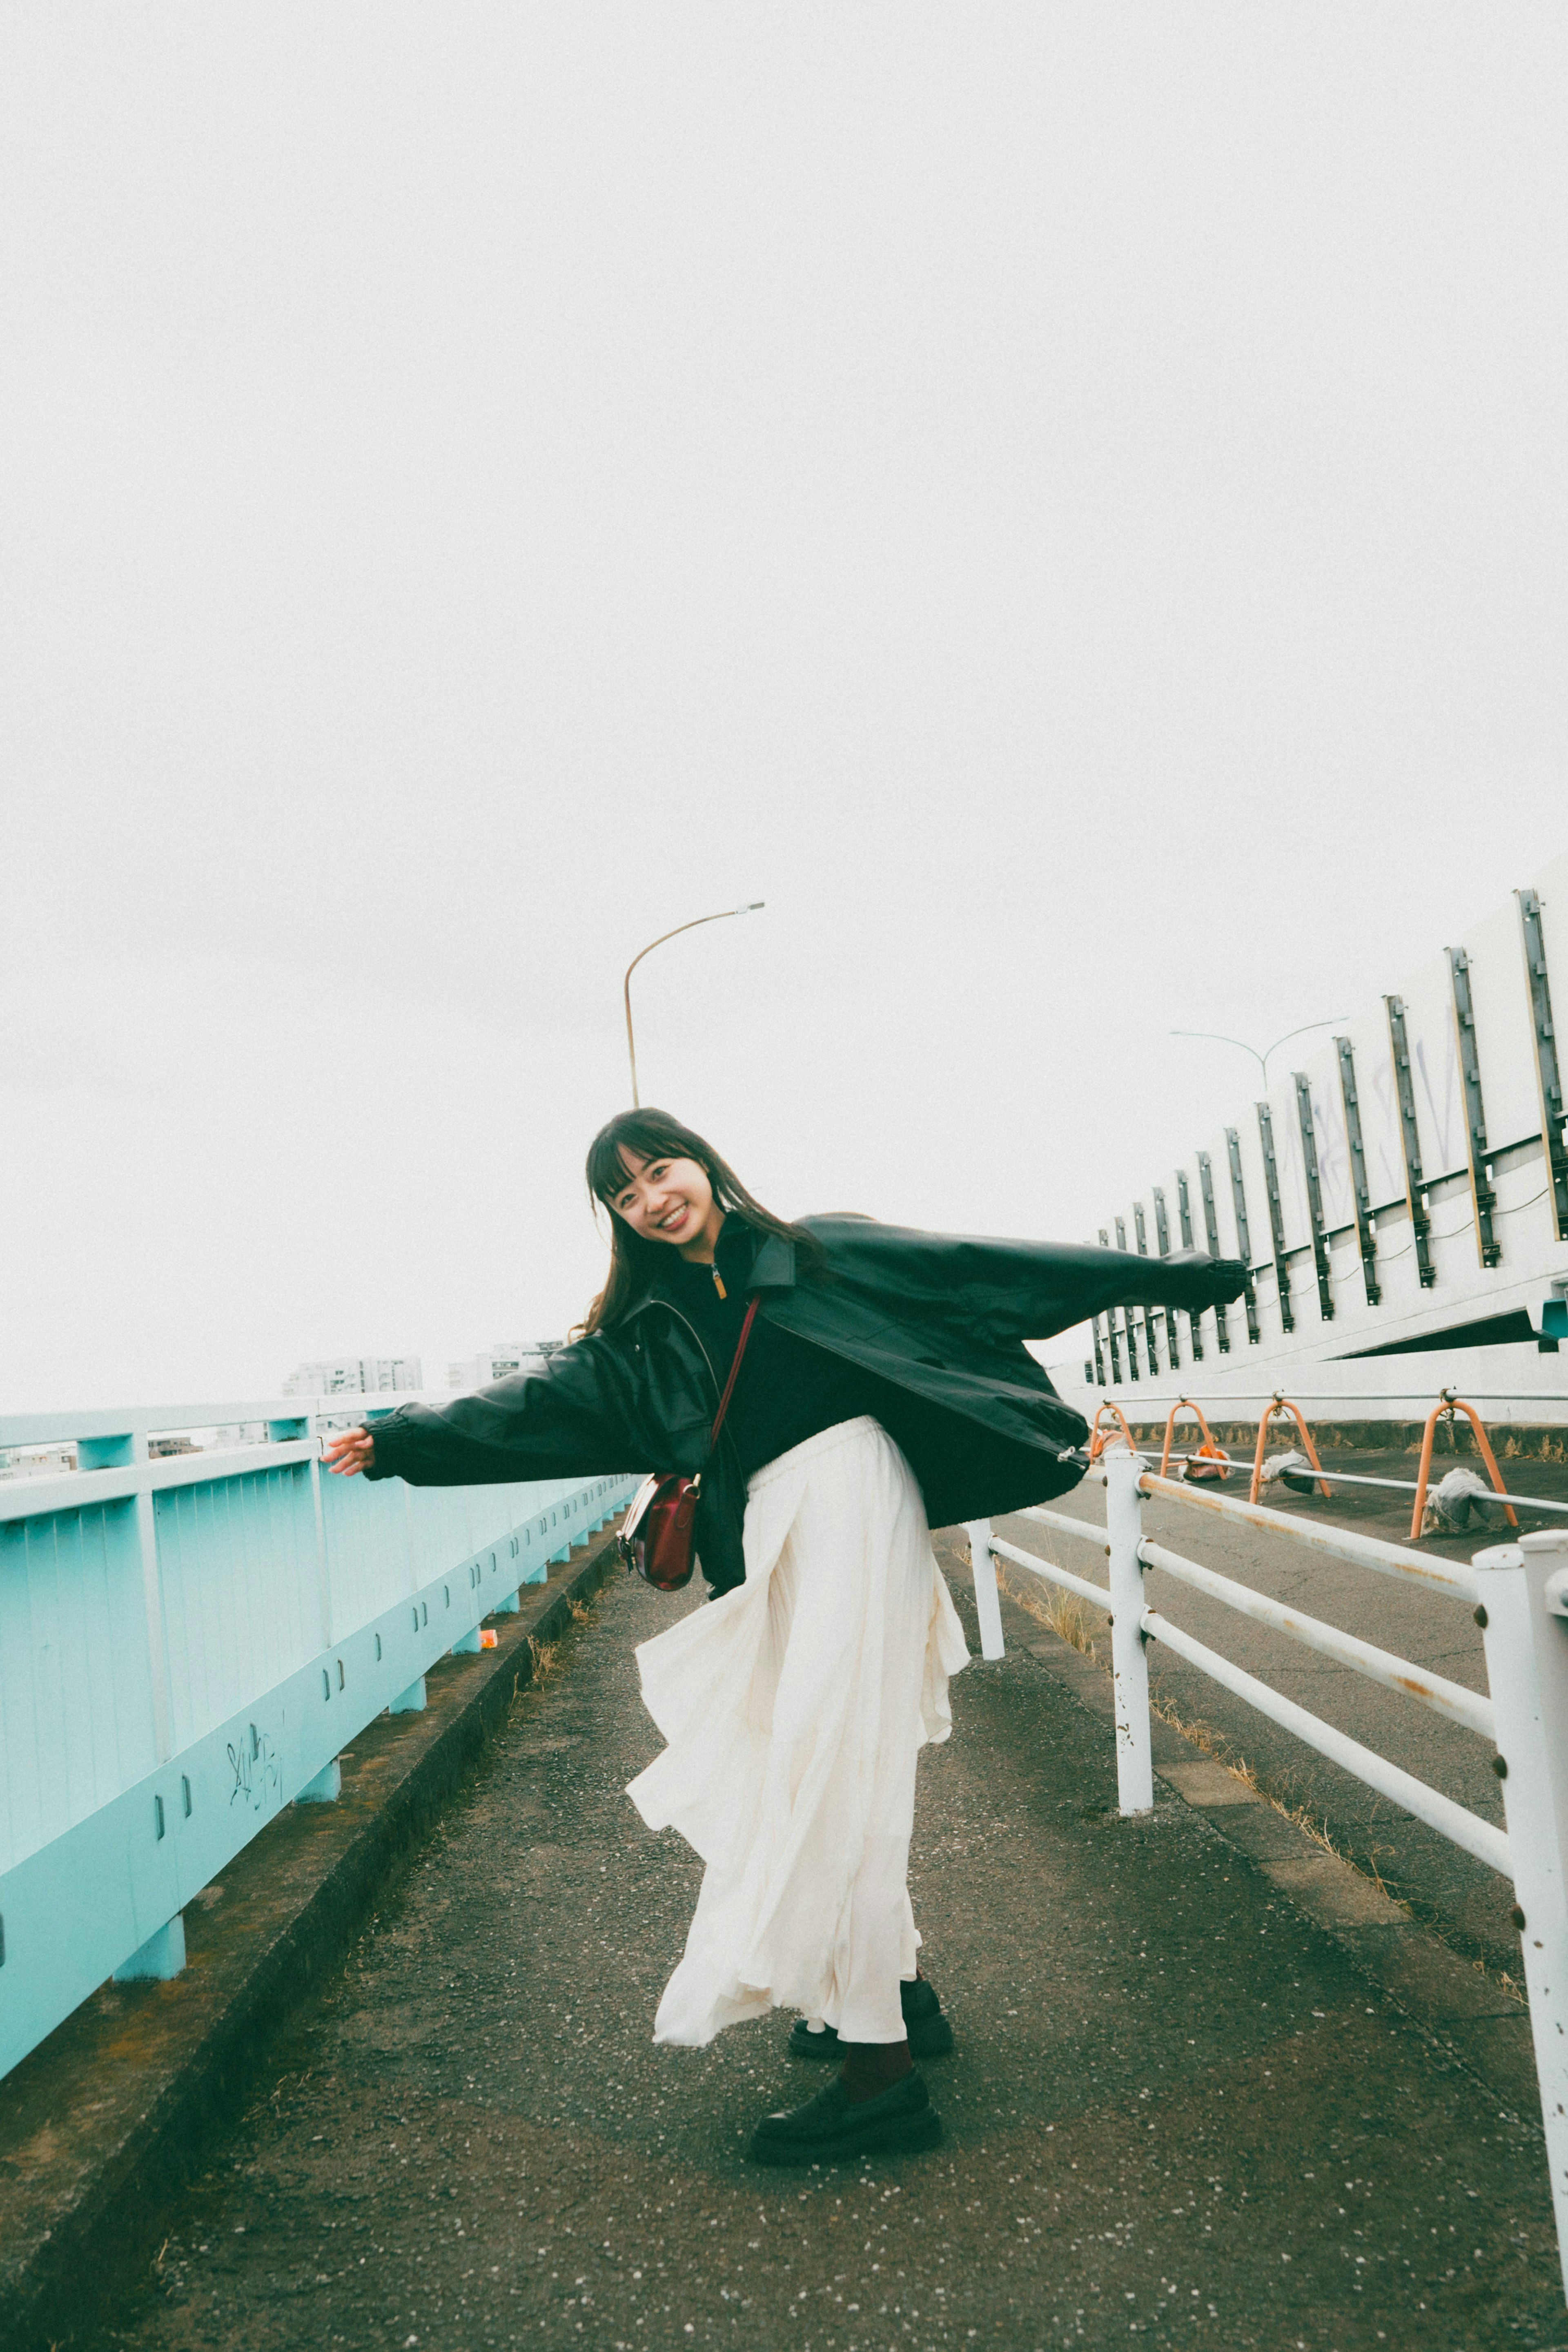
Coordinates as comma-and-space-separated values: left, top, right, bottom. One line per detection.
994, 1555, 1107, 1663
523, 1633, 562, 1685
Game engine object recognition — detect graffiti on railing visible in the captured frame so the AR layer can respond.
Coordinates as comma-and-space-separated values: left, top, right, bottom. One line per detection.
227, 1722, 280, 1812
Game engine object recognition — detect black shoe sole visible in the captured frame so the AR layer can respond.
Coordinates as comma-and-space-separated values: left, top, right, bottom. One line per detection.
789, 2017, 954, 2061
748, 2109, 944, 2166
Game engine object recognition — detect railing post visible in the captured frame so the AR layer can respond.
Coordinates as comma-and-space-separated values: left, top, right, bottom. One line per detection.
964, 1521, 1005, 1660
1473, 1529, 1568, 2303
120, 1426, 175, 1767
1106, 1452, 1154, 1816
113, 1915, 187, 1982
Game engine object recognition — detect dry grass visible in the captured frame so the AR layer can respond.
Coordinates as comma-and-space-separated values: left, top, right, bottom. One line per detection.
994, 1558, 1108, 1664
1501, 1430, 1568, 1463
524, 1633, 563, 1685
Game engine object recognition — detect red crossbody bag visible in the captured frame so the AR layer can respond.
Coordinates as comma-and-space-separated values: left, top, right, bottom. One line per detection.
617, 1297, 760, 1594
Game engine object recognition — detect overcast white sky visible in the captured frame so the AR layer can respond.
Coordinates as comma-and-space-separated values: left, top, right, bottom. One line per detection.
2, 6, 1564, 1413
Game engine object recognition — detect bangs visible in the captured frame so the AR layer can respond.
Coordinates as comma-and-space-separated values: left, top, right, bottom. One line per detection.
586, 1109, 708, 1206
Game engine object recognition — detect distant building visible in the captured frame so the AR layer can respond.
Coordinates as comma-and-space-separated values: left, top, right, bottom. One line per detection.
281, 1356, 423, 1398
447, 1342, 565, 1392
0, 1444, 76, 1481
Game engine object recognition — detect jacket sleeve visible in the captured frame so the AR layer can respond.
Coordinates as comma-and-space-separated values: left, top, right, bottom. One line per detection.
361, 1333, 644, 1488
803, 1217, 1248, 1344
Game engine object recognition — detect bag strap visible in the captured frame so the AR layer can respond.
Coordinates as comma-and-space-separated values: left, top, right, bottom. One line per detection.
709, 1296, 760, 1447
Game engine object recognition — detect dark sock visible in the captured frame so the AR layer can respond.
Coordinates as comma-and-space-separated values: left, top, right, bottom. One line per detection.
839, 2039, 913, 2104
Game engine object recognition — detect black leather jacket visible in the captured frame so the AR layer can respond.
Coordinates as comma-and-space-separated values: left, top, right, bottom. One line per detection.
362, 1213, 1247, 1594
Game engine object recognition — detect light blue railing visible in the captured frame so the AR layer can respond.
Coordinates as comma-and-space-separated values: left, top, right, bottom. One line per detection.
0, 1393, 637, 2080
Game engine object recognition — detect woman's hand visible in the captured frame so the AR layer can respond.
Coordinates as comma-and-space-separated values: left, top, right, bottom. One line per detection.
322, 1425, 375, 1477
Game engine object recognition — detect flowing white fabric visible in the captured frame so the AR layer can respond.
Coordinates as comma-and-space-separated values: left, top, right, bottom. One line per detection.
626, 1416, 971, 2047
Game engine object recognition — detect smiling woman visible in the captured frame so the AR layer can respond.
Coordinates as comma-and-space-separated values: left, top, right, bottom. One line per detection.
322, 1104, 1245, 2168
582, 1106, 821, 1326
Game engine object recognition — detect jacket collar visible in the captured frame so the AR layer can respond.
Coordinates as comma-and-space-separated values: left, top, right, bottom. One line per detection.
717, 1213, 796, 1291
624, 1215, 797, 1317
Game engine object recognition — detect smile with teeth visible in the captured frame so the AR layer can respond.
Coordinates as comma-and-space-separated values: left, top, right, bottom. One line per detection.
658, 1205, 690, 1231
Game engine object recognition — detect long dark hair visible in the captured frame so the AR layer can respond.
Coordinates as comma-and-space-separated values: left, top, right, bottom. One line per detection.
581, 1107, 823, 1333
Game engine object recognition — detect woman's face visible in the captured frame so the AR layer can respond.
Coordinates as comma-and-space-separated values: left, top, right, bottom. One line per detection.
608, 1150, 725, 1257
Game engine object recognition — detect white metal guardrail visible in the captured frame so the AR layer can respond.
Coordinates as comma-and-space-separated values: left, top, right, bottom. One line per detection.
967, 1456, 1568, 2304
0, 1393, 637, 2081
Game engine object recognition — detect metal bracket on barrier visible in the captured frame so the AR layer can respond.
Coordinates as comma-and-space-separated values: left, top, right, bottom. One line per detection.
1448, 945, 1502, 1267
1098, 1232, 1126, 1383
1335, 1034, 1383, 1306
1132, 1203, 1160, 1376
1174, 1170, 1205, 1361
1223, 1128, 1263, 1344
1152, 1186, 1181, 1369
1255, 1102, 1296, 1334
1518, 888, 1568, 1242
1195, 1152, 1230, 1353
1114, 1217, 1142, 1379
1385, 993, 1437, 1287
1293, 1072, 1335, 1320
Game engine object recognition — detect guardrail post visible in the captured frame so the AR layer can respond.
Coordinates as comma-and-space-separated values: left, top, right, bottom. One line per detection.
296, 1760, 342, 1803
1473, 1529, 1568, 2303
113, 1914, 186, 1982
964, 1522, 1005, 1660
1106, 1453, 1154, 1816
390, 1677, 427, 1714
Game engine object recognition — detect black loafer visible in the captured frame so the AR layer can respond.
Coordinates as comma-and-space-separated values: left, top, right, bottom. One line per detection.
748, 2069, 942, 2166
788, 1977, 955, 2062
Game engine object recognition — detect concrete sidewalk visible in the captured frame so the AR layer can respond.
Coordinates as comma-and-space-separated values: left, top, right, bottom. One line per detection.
94, 1536, 1566, 2351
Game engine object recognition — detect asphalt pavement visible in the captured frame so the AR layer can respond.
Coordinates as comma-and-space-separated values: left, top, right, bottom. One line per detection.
96, 1542, 1566, 2352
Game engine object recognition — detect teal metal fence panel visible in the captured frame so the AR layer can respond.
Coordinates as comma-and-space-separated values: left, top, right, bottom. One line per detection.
0, 1393, 637, 2079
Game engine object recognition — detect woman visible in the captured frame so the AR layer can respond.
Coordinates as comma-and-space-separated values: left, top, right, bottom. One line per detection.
325, 1108, 1245, 2166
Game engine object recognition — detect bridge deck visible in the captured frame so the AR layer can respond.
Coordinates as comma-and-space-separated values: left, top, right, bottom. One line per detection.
98, 1544, 1562, 2348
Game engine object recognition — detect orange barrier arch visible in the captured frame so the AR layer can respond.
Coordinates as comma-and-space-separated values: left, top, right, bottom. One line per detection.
1158, 1398, 1233, 1481
1249, 1394, 1333, 1506
1087, 1402, 1137, 1464
1409, 1391, 1519, 1541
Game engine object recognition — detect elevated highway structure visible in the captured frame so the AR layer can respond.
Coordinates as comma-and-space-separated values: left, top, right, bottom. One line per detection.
1054, 852, 1568, 1433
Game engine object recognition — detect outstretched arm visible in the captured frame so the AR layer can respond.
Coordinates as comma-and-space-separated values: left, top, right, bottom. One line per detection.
321, 1334, 643, 1489
802, 1215, 1248, 1343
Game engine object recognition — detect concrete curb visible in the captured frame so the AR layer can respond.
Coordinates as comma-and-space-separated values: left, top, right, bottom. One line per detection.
936, 1537, 1541, 2128
0, 1523, 626, 2352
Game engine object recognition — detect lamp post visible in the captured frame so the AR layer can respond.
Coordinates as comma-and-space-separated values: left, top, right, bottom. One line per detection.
1168, 1016, 1348, 1095
623, 903, 766, 1107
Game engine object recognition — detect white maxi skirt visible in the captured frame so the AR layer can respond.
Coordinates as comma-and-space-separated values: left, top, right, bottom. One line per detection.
625, 1416, 971, 2047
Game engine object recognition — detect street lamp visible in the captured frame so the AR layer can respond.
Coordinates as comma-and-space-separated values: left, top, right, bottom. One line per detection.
1168, 1017, 1349, 1095
623, 903, 766, 1106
